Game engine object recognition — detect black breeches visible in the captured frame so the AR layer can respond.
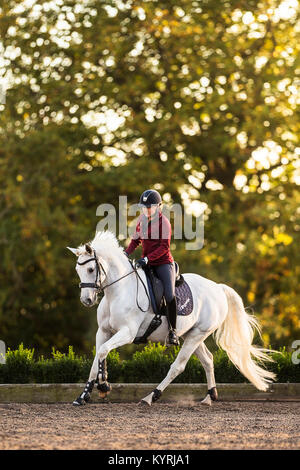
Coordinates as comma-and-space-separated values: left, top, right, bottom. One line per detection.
152, 262, 176, 303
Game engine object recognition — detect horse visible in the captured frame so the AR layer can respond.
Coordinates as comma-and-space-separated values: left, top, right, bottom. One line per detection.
67, 230, 275, 406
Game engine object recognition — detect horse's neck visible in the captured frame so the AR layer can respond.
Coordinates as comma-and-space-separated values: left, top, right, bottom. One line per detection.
101, 252, 134, 297
99, 252, 148, 325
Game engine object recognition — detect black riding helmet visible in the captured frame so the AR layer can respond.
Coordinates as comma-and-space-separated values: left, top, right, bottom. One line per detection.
139, 189, 162, 208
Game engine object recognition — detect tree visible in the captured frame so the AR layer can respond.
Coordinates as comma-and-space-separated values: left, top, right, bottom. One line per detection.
0, 0, 299, 352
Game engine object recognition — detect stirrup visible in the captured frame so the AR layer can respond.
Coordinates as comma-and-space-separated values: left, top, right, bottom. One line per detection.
168, 329, 180, 346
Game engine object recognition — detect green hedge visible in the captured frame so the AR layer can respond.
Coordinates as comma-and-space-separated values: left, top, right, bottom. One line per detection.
0, 343, 299, 384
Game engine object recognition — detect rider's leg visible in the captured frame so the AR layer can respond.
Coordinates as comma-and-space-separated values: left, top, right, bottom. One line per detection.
166, 296, 180, 345
153, 262, 179, 346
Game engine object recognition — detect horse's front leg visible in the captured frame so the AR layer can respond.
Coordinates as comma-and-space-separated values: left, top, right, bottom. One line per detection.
96, 357, 112, 398
73, 326, 111, 406
96, 325, 137, 391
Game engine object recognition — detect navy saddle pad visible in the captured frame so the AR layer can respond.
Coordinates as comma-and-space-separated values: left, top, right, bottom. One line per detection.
175, 279, 194, 316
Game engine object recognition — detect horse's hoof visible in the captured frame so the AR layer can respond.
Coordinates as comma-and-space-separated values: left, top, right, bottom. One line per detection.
200, 394, 212, 406
97, 382, 111, 396
140, 389, 162, 406
140, 392, 154, 406
97, 382, 112, 399
73, 397, 85, 406
139, 399, 152, 407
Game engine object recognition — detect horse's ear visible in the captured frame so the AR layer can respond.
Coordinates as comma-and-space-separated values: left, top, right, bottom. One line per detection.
85, 244, 93, 255
66, 247, 79, 256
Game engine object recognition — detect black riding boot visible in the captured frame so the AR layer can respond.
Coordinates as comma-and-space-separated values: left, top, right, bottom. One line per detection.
166, 297, 180, 346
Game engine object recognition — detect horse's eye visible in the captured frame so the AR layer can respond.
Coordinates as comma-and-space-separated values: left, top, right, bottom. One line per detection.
88, 267, 94, 273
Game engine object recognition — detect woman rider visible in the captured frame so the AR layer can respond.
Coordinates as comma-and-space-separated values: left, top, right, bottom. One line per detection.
125, 189, 180, 346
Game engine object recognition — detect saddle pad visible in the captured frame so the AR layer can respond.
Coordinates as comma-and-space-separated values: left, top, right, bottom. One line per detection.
175, 278, 193, 316
144, 269, 193, 316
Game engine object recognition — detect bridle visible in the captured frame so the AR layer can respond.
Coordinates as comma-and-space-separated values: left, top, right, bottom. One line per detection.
76, 250, 107, 292
76, 249, 150, 312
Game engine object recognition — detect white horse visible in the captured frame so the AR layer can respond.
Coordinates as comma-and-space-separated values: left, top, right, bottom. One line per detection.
67, 230, 275, 406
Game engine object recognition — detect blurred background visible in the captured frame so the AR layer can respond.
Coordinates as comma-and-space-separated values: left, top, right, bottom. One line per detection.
0, 0, 299, 358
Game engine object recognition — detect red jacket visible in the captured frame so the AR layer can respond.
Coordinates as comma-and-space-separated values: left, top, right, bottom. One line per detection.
125, 211, 174, 265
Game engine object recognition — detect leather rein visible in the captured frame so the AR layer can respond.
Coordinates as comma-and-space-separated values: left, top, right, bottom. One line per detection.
76, 249, 150, 312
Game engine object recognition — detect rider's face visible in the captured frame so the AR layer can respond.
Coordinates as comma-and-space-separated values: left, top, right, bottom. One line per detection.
142, 205, 158, 218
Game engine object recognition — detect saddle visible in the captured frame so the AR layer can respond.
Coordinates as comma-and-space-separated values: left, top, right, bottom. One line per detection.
133, 262, 193, 344
145, 262, 184, 316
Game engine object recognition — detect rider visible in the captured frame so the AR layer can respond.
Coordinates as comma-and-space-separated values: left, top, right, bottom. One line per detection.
125, 189, 180, 346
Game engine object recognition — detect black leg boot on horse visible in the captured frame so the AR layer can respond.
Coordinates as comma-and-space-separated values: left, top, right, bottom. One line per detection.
96, 358, 112, 398
166, 297, 180, 346
73, 379, 95, 406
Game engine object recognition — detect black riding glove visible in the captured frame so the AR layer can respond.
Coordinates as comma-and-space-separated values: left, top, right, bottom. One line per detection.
136, 257, 148, 268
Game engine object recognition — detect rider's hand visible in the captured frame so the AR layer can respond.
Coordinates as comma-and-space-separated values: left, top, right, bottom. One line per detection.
136, 257, 148, 268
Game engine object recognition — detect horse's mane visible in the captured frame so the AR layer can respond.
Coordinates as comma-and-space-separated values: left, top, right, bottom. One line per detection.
77, 230, 124, 259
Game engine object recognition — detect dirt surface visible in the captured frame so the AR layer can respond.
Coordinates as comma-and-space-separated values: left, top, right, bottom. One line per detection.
0, 401, 299, 450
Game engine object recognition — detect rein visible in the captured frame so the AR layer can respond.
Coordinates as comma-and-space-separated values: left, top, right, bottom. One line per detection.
77, 250, 150, 313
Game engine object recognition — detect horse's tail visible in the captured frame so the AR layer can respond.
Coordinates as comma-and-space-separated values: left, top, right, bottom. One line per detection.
215, 284, 276, 391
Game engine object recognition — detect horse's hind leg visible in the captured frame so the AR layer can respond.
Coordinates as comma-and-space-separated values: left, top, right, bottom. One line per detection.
194, 342, 218, 406
140, 329, 211, 406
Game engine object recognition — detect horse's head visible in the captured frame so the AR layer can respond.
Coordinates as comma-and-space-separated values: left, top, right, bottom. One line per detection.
67, 243, 107, 308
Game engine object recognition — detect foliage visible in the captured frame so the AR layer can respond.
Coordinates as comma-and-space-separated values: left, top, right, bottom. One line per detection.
267, 346, 300, 383
121, 342, 171, 383
0, 1, 299, 353
1, 343, 35, 383
0, 343, 299, 384
33, 346, 91, 383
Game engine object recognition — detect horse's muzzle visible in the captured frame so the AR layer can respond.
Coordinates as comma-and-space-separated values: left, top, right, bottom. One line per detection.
80, 296, 97, 307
